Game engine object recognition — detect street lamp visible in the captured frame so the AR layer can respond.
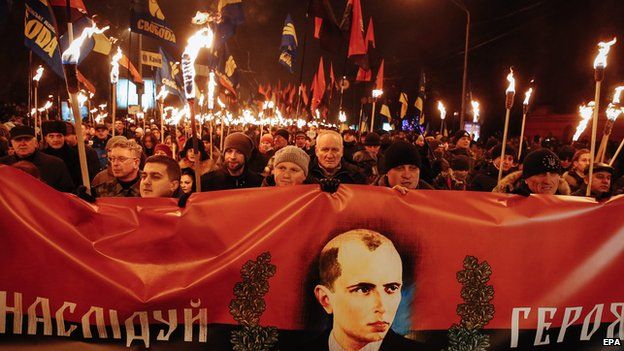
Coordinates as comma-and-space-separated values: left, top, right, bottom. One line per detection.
451, 0, 470, 130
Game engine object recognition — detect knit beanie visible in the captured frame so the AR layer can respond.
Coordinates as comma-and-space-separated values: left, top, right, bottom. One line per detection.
274, 146, 311, 176
364, 132, 381, 146
453, 130, 470, 144
522, 149, 562, 179
154, 143, 173, 158
489, 144, 518, 161
384, 141, 422, 170
224, 132, 254, 162
275, 129, 290, 141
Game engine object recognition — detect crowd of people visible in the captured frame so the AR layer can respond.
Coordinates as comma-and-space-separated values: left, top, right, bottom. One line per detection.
0, 115, 622, 203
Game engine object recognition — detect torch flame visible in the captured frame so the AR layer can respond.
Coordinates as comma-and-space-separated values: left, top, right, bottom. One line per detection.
471, 100, 479, 123
593, 38, 617, 69
33, 66, 44, 82
39, 101, 53, 112
77, 91, 88, 107
62, 23, 109, 64
156, 86, 169, 100
192, 11, 211, 25
437, 101, 446, 120
339, 110, 347, 123
523, 88, 533, 106
110, 47, 123, 84
217, 97, 226, 109
208, 71, 217, 109
181, 27, 215, 99
613, 86, 624, 104
505, 68, 515, 94
372, 89, 383, 98
606, 103, 623, 122
573, 102, 595, 141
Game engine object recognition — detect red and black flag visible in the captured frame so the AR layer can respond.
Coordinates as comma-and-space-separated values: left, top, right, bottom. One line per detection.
307, 0, 342, 53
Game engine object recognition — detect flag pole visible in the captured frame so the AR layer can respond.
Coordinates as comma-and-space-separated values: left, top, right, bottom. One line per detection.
295, 14, 309, 119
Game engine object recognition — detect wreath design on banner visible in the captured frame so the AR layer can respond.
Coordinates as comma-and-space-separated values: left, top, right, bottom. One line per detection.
229, 252, 278, 351
444, 256, 495, 351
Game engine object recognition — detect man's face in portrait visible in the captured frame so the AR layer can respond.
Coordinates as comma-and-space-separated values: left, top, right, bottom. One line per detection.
315, 231, 403, 351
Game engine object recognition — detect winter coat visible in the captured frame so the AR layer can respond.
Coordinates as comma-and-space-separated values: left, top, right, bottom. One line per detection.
563, 170, 585, 193
308, 158, 368, 185
352, 149, 385, 184
200, 167, 263, 191
433, 172, 468, 191
469, 162, 516, 192
0, 150, 74, 192
93, 174, 141, 198
493, 171, 571, 195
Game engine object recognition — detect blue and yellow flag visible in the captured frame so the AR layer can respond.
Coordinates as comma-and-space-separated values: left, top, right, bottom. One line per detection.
155, 47, 185, 103
279, 14, 298, 73
131, 0, 176, 46
24, 0, 63, 78
216, 0, 244, 48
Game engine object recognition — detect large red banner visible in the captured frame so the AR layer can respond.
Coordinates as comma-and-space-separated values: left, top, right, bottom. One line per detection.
0, 165, 622, 350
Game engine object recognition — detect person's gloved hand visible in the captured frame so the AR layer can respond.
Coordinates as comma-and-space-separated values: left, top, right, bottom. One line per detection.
319, 178, 340, 193
178, 192, 192, 208
77, 186, 97, 203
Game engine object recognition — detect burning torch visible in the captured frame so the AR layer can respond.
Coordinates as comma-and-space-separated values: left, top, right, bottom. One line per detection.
518, 82, 534, 160
597, 86, 624, 162
497, 67, 515, 186
371, 88, 383, 131
110, 47, 123, 137
587, 38, 616, 196
61, 23, 109, 193
156, 86, 169, 144
437, 101, 446, 134
181, 26, 214, 192
32, 65, 44, 138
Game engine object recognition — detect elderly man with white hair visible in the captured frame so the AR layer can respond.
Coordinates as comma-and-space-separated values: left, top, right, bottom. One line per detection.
308, 130, 367, 185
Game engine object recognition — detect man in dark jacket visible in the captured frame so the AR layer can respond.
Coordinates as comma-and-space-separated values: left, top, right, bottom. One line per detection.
469, 144, 518, 192
201, 132, 263, 191
376, 141, 433, 193
0, 125, 74, 192
92, 123, 111, 169
64, 122, 101, 178
308, 130, 367, 185
353, 132, 386, 184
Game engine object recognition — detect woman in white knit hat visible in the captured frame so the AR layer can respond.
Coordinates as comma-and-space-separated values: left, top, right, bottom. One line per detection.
263, 145, 312, 186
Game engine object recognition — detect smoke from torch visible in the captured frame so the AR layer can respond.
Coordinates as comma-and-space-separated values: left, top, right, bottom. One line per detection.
33, 66, 44, 82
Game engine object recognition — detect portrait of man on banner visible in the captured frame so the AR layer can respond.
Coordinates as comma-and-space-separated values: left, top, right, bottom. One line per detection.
302, 229, 423, 351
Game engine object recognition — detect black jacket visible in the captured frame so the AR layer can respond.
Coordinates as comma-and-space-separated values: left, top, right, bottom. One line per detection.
299, 329, 425, 351
0, 150, 74, 192
308, 158, 367, 185
200, 167, 263, 191
469, 162, 515, 192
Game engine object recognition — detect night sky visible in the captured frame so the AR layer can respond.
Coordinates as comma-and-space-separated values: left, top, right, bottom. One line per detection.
1, 0, 623, 136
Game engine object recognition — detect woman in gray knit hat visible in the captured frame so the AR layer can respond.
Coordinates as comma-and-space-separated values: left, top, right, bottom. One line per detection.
262, 146, 312, 186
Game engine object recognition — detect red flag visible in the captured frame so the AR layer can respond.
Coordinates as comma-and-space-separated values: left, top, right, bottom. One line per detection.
311, 57, 326, 111
301, 83, 309, 106
314, 17, 323, 39
258, 84, 266, 99
356, 67, 372, 82
348, 0, 367, 69
365, 18, 376, 49
375, 59, 384, 90
329, 62, 336, 88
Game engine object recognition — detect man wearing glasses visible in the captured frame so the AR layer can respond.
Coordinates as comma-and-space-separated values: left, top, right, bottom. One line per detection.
93, 139, 142, 197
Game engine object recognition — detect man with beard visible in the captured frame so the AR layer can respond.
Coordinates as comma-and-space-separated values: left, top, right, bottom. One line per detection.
0, 125, 74, 192
469, 144, 518, 192
563, 149, 590, 193
201, 132, 263, 191
303, 229, 423, 351
93, 138, 142, 197
309, 131, 367, 185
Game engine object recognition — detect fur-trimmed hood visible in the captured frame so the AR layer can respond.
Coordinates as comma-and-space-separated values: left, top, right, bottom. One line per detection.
492, 170, 571, 195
